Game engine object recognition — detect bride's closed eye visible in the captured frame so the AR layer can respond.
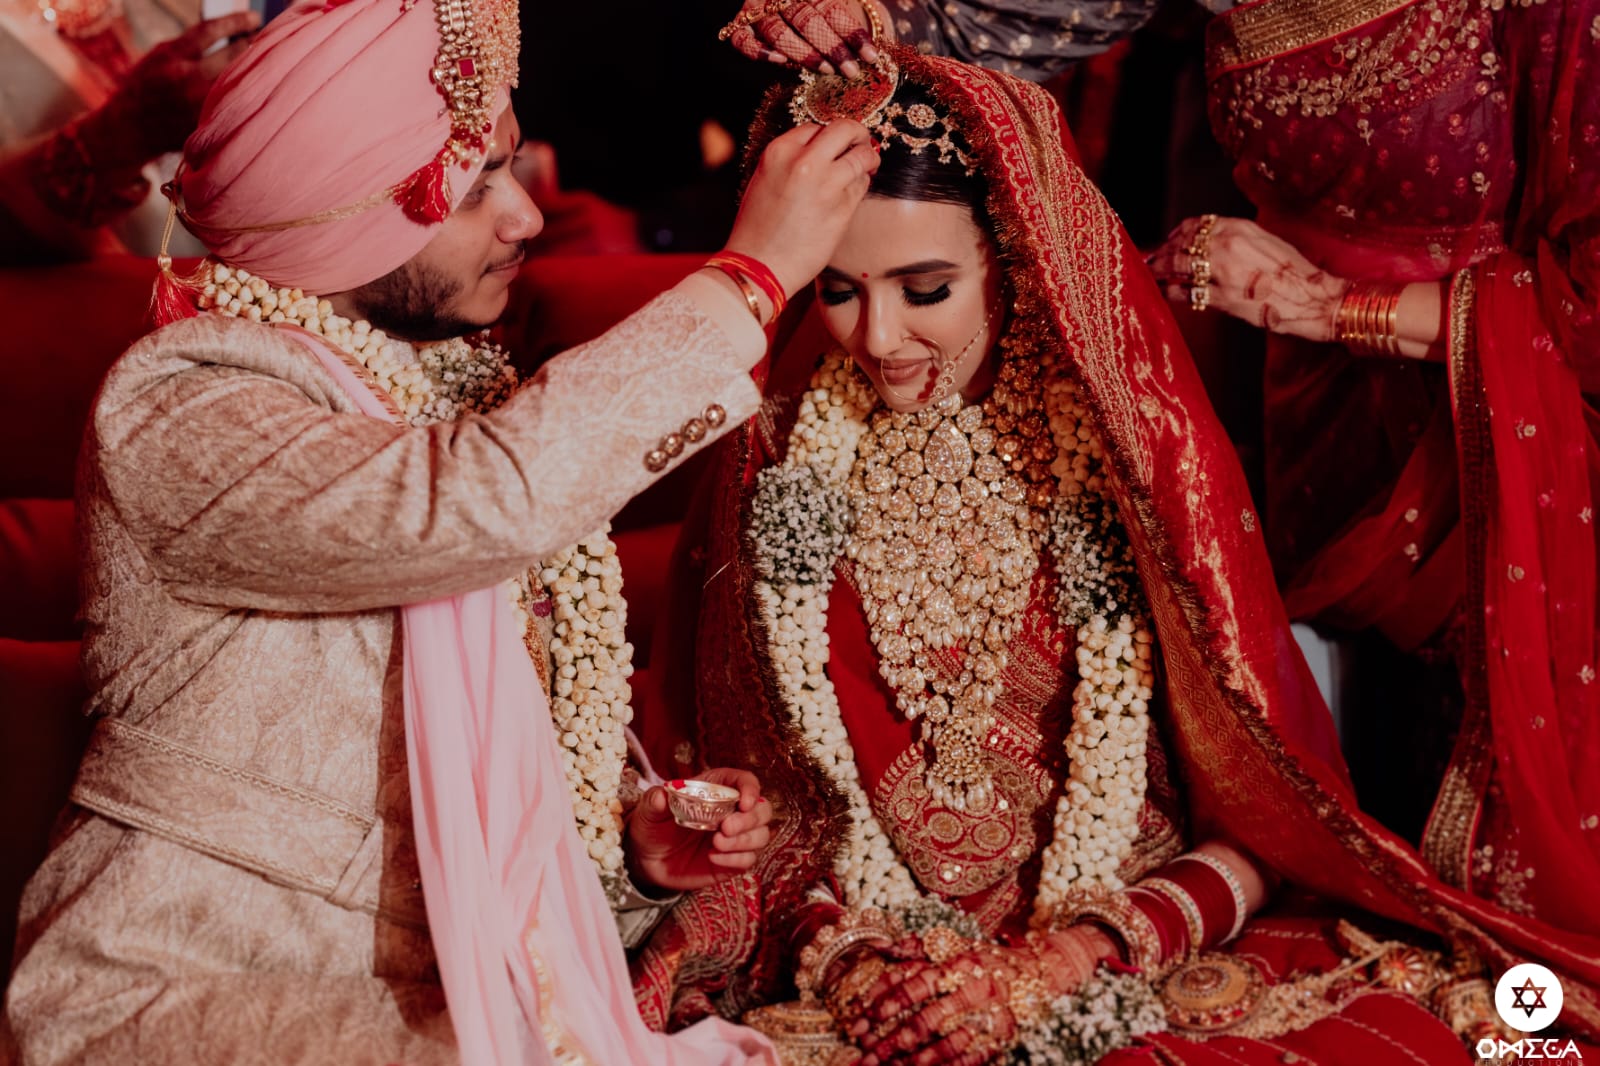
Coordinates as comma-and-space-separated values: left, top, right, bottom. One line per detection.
903, 283, 951, 307
817, 282, 954, 308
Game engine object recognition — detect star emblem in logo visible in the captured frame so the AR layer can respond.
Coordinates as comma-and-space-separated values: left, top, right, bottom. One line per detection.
1511, 976, 1549, 1019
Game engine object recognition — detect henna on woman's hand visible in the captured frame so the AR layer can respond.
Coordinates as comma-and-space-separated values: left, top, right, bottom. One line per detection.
721, 0, 879, 75
1146, 215, 1350, 344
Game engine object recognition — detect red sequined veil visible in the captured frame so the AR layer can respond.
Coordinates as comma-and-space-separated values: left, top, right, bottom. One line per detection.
630, 49, 1600, 1057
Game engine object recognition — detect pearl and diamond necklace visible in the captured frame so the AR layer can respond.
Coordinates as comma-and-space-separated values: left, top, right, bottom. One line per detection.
750, 341, 1156, 918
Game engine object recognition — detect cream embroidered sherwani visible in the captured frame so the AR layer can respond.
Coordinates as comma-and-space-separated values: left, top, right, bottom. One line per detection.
1, 280, 762, 1066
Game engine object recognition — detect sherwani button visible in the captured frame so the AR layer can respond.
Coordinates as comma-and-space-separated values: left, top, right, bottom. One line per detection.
663, 432, 685, 457
645, 449, 669, 472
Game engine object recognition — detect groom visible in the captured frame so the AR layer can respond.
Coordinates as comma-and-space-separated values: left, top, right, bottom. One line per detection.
0, 0, 878, 1060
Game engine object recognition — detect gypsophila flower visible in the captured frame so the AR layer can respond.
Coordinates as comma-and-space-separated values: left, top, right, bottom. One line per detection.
750, 464, 852, 586
1007, 967, 1168, 1065
893, 896, 985, 940
1051, 494, 1139, 628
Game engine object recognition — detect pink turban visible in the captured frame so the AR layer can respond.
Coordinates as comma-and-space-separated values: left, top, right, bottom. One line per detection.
177, 0, 517, 294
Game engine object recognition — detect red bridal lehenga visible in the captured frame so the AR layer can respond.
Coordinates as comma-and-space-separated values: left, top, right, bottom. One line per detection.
1207, 0, 1600, 980
629, 50, 1600, 1063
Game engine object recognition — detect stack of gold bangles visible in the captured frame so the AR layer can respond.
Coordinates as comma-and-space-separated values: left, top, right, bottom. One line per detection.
1186, 213, 1218, 312
795, 908, 898, 1001
1334, 280, 1406, 356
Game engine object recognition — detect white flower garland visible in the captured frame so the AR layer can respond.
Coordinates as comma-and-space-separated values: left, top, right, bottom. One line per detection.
532, 532, 635, 899
750, 349, 1155, 915
204, 261, 635, 903
203, 263, 516, 423
1034, 371, 1155, 911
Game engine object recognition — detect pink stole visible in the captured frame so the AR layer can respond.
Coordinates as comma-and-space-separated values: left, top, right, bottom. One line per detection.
294, 330, 775, 1065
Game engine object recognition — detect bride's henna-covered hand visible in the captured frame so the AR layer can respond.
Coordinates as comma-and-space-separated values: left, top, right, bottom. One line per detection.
1147, 216, 1350, 343
94, 12, 262, 164
852, 928, 1112, 1066
721, 0, 883, 77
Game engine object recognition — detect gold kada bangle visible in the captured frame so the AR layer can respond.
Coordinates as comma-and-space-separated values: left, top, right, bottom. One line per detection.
1186, 214, 1218, 312
1137, 876, 1205, 955
795, 908, 897, 1000
1047, 889, 1167, 977
858, 0, 885, 46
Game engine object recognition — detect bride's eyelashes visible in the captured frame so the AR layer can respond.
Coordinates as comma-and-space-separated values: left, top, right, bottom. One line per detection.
816, 282, 955, 308
903, 283, 952, 307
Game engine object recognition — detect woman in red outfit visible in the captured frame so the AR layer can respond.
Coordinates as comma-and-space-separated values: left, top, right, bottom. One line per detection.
629, 48, 1600, 1063
1144, 0, 1600, 968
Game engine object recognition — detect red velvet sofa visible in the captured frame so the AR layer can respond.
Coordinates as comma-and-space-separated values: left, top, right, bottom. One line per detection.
0, 252, 708, 985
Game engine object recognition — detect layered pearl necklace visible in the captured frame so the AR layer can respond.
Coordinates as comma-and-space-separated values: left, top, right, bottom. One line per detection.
202, 261, 636, 903
749, 343, 1155, 918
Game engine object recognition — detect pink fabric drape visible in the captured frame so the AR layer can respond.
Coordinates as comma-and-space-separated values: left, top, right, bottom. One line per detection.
292, 330, 777, 1065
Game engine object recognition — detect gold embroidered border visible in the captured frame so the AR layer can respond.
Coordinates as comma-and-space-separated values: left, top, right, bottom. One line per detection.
1207, 0, 1421, 73
523, 921, 597, 1065
1420, 267, 1491, 889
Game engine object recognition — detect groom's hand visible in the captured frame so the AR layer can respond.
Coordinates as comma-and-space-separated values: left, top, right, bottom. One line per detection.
625, 768, 773, 893
727, 119, 879, 299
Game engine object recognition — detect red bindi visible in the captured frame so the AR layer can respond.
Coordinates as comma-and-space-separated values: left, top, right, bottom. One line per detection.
860, 272, 869, 279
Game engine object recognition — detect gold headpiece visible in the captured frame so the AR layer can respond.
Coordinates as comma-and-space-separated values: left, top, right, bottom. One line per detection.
788, 58, 974, 174
395, 0, 521, 222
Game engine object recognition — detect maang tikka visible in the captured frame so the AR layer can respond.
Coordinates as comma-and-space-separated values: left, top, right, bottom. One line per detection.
788, 56, 975, 174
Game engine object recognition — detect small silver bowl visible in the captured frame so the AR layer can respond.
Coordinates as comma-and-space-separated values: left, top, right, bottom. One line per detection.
665, 778, 740, 831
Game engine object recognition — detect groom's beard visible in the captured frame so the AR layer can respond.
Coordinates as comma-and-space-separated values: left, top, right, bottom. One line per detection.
346, 258, 481, 342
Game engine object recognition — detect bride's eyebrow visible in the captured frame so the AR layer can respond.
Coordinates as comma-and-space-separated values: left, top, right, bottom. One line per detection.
885, 259, 957, 278
819, 259, 960, 282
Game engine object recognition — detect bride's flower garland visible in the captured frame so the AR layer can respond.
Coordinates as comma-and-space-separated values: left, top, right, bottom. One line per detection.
749, 345, 1154, 914
751, 357, 922, 908
202, 261, 635, 903
1035, 366, 1154, 910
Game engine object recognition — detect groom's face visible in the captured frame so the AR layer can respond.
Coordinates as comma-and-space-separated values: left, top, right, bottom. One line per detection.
344, 108, 543, 342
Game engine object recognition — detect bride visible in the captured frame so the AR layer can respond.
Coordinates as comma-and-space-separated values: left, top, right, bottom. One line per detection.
629, 49, 1596, 1064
